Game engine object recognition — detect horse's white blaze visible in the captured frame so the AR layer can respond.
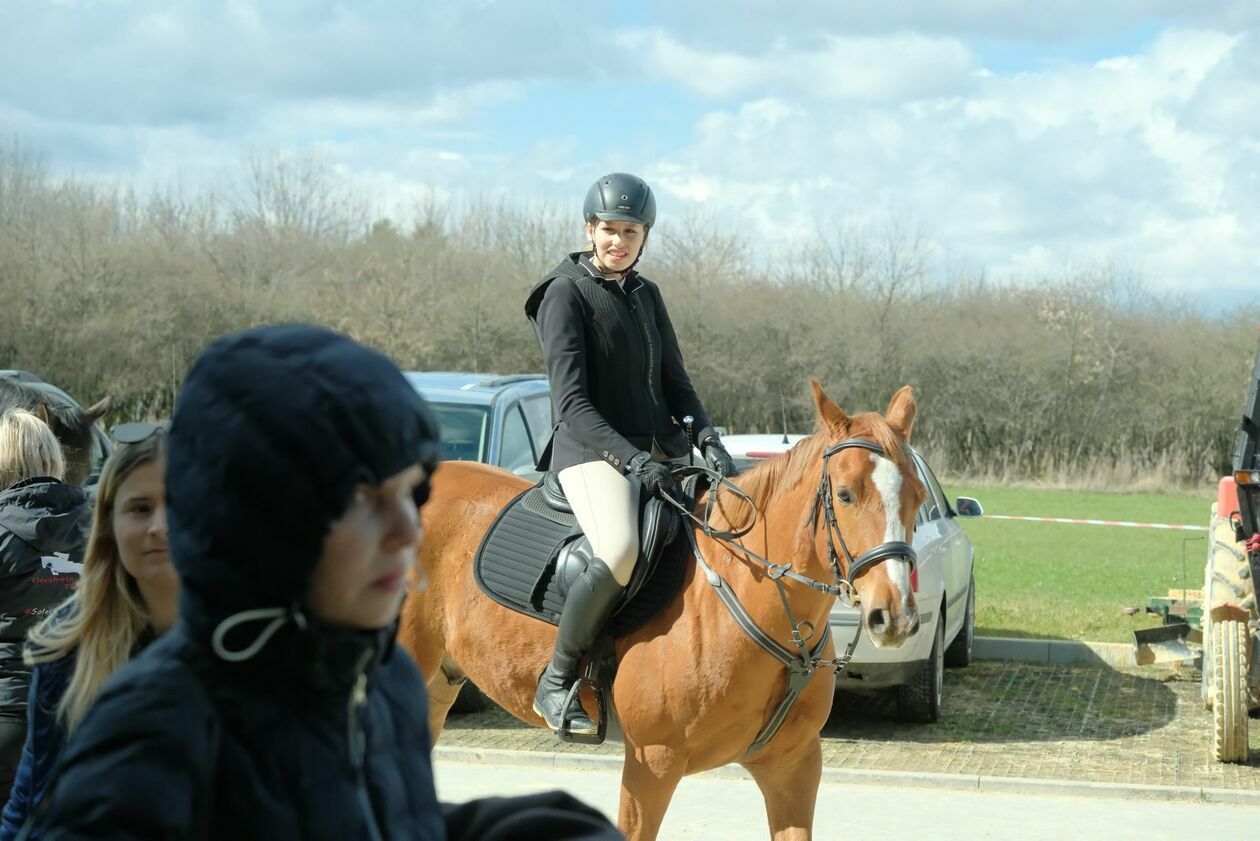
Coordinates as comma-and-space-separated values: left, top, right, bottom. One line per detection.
870, 454, 912, 609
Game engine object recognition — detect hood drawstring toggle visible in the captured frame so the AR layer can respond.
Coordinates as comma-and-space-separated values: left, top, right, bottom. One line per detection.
211, 603, 309, 663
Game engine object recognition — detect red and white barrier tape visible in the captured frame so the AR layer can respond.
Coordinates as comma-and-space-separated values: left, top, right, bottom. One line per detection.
984, 514, 1208, 532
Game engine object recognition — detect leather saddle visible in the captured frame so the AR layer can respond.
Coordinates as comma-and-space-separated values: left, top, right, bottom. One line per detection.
473, 472, 686, 635
473, 470, 705, 744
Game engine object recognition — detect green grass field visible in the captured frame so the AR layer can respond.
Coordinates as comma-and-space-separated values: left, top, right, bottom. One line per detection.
941, 482, 1217, 643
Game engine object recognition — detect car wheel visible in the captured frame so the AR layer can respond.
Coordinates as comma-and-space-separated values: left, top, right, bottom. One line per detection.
944, 574, 975, 668
896, 612, 944, 723
450, 680, 491, 714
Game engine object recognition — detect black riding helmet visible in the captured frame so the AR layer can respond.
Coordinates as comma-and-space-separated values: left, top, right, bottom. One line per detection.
583, 173, 656, 229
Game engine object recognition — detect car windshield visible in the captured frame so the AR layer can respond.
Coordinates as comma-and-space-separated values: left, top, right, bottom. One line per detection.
429, 402, 490, 463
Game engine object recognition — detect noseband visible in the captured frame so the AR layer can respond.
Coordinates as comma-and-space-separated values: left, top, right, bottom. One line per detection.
809, 438, 917, 600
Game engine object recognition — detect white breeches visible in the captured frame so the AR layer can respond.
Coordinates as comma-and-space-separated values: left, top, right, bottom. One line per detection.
557, 459, 641, 586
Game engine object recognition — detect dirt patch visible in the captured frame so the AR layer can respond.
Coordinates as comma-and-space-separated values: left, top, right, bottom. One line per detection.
439, 661, 1260, 790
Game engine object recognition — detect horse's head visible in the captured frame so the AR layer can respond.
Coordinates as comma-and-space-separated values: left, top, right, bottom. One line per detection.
810, 379, 925, 649
38, 396, 110, 486
0, 378, 110, 487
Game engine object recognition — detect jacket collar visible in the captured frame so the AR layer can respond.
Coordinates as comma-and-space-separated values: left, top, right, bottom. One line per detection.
177, 609, 397, 702
0, 477, 90, 553
576, 252, 643, 294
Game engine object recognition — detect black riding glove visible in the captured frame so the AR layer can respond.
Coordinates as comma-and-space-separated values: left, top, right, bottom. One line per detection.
702, 438, 737, 478
628, 451, 675, 498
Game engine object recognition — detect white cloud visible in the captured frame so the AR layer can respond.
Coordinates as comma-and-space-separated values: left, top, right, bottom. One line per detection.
649, 27, 1257, 296
2, 3, 1257, 301
639, 1, 1260, 47
0, 1, 589, 129
620, 29, 976, 102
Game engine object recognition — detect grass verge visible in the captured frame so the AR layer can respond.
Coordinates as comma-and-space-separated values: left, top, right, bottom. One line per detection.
943, 483, 1216, 643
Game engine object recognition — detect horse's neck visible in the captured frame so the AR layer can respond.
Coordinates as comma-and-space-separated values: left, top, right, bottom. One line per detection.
695, 474, 835, 627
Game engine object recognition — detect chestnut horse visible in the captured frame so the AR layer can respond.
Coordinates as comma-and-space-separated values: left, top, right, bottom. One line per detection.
399, 381, 925, 840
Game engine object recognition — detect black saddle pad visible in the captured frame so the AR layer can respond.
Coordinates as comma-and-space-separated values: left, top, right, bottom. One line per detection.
473, 485, 687, 637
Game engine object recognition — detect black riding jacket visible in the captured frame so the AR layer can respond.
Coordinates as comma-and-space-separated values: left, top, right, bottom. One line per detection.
35, 326, 447, 841
0, 478, 87, 716
525, 252, 715, 473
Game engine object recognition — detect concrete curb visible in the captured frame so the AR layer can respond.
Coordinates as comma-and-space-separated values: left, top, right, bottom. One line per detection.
434, 746, 1260, 805
974, 636, 1137, 669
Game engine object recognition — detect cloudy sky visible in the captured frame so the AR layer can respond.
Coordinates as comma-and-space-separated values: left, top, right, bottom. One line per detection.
3, 1, 1258, 303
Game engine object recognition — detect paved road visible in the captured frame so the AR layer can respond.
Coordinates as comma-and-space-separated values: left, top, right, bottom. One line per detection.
434, 758, 1255, 840
442, 662, 1260, 792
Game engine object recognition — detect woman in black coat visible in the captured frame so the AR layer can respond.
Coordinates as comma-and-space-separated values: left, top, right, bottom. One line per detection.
0, 410, 89, 798
524, 173, 736, 737
34, 325, 621, 840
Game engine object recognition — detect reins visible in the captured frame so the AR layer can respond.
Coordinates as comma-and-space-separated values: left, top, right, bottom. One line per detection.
658, 437, 918, 754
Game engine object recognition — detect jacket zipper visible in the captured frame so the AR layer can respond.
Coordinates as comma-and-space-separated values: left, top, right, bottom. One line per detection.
348, 650, 384, 841
625, 286, 663, 449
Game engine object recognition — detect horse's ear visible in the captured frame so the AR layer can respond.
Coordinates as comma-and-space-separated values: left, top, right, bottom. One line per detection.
32, 402, 51, 424
810, 379, 849, 437
84, 396, 111, 423
885, 385, 916, 442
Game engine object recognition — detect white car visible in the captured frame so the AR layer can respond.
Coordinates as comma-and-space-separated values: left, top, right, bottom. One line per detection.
722, 434, 981, 723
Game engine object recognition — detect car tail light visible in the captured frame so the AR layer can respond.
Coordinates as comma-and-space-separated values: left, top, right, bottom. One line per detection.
745, 451, 782, 459
910, 567, 919, 592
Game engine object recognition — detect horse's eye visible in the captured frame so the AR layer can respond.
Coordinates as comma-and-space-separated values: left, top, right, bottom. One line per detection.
836, 488, 854, 505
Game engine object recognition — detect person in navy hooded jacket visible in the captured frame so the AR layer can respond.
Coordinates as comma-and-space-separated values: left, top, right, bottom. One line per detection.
32, 324, 622, 840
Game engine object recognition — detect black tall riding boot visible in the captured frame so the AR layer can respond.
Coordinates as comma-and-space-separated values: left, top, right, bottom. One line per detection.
533, 559, 624, 736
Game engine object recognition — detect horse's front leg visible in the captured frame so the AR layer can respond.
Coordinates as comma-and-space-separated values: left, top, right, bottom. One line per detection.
423, 656, 466, 745
619, 742, 685, 841
740, 735, 822, 841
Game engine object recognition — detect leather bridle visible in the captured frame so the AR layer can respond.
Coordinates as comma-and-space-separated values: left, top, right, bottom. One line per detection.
662, 435, 918, 754
809, 438, 917, 597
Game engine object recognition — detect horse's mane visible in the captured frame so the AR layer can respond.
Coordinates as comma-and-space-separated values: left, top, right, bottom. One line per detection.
724, 411, 909, 513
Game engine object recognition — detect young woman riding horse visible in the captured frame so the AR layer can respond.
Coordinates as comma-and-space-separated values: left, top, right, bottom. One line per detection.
522, 172, 736, 738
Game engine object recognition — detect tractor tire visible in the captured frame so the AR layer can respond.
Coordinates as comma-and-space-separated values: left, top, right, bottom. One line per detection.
1212, 619, 1249, 763
1202, 625, 1215, 711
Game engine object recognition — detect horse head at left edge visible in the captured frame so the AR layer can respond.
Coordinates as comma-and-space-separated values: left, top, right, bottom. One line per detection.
0, 377, 111, 487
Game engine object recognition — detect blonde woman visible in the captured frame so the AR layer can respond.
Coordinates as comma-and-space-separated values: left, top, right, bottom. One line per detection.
0, 423, 175, 840
0, 411, 89, 800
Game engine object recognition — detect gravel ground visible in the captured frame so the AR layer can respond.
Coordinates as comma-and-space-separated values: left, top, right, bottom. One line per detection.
439, 661, 1260, 791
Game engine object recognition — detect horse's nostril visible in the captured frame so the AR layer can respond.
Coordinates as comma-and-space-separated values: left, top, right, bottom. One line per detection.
908, 614, 921, 635
867, 608, 890, 635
